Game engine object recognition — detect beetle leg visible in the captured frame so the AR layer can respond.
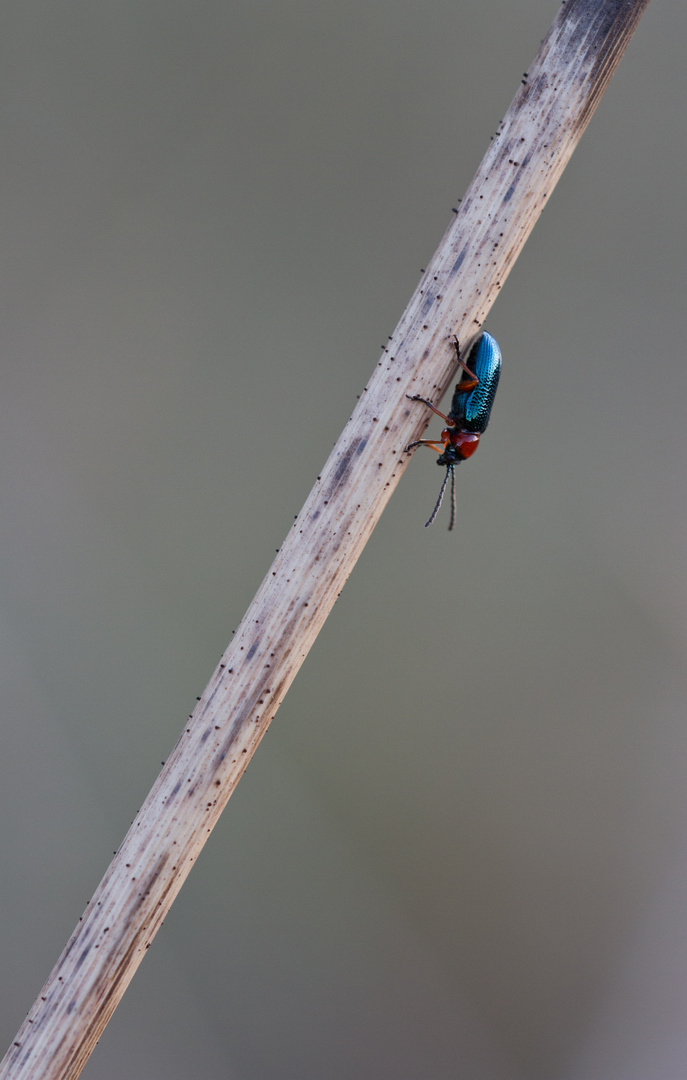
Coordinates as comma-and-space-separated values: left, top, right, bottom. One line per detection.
405, 439, 445, 454
453, 336, 479, 392
406, 394, 452, 425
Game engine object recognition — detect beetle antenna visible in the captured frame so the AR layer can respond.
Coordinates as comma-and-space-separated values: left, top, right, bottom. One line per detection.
448, 464, 456, 531
424, 465, 452, 527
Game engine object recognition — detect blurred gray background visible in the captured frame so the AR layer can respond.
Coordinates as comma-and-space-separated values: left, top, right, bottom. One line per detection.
1, 1, 686, 1077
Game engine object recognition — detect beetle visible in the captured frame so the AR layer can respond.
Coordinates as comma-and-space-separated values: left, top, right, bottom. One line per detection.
406, 332, 501, 529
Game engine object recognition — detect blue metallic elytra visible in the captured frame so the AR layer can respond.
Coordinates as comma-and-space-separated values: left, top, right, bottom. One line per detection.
449, 331, 501, 435
406, 332, 502, 529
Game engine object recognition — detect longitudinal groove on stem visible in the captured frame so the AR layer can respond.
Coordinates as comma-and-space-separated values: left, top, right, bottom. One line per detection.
0, 2, 651, 1078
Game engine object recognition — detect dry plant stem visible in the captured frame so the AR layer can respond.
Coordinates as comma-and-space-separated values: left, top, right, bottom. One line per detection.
1, 2, 651, 1077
